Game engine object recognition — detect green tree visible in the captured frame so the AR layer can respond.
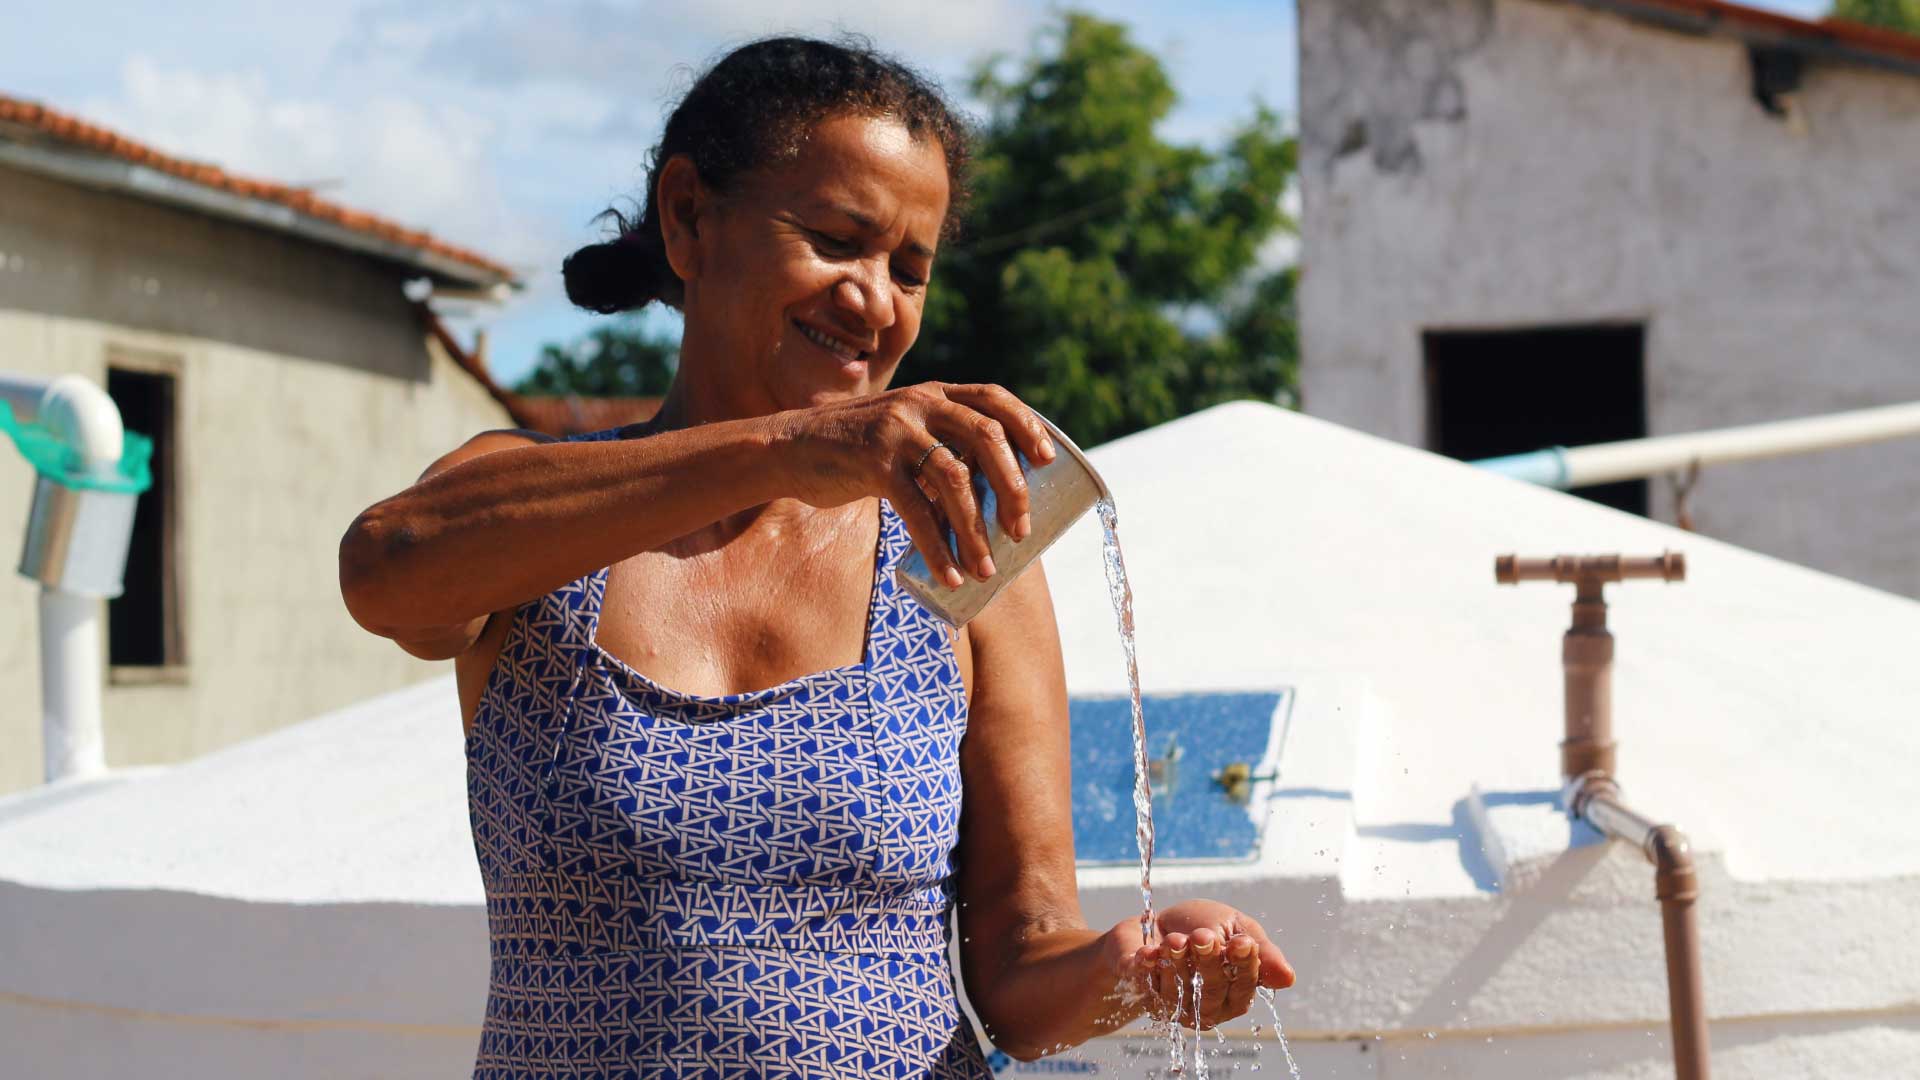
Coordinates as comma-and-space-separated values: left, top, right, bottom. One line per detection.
905, 11, 1298, 446
516, 321, 679, 397
1828, 0, 1920, 32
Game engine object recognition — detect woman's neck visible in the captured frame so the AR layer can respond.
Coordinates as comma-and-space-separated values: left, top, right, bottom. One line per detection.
633, 369, 847, 540
641, 373, 783, 438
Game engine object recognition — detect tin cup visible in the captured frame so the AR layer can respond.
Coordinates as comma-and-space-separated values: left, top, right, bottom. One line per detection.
896, 414, 1110, 626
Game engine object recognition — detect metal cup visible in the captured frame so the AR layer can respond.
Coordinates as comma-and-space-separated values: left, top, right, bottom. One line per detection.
896, 414, 1110, 626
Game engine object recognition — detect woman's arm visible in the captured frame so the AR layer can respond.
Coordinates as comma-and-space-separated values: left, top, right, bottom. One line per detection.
956, 562, 1293, 1060
338, 382, 1057, 642
339, 416, 791, 638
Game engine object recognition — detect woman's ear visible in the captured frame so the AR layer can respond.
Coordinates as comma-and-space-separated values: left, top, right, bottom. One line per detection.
657, 155, 707, 287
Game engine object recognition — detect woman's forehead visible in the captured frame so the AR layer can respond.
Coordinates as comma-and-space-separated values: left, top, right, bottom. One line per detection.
760, 114, 949, 239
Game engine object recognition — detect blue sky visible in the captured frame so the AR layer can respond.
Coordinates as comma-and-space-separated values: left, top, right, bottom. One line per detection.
2, 0, 1826, 386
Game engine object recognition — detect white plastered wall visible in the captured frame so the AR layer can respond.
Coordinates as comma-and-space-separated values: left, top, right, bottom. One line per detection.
0, 305, 507, 795
1297, 0, 1920, 598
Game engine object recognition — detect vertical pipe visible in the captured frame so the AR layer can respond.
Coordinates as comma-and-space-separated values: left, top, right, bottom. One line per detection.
40, 587, 105, 781
1653, 826, 1711, 1080
20, 375, 127, 784
1562, 580, 1615, 778
1576, 784, 1713, 1080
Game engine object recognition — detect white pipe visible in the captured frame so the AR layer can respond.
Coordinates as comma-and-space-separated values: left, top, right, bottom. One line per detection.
40, 590, 105, 780
11, 375, 128, 783
36, 375, 126, 468
1563, 401, 1920, 488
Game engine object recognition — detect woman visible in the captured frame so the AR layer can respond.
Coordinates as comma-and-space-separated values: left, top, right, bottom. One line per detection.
340, 36, 1292, 1078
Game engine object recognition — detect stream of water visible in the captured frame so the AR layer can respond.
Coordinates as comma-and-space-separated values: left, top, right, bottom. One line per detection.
1097, 497, 1299, 1078
1256, 987, 1304, 1079
1096, 498, 1156, 947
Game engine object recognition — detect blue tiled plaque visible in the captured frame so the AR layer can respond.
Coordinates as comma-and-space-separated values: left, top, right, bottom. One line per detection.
1069, 690, 1291, 864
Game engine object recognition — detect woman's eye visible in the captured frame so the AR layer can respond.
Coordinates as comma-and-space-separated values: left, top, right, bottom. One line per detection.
811, 231, 859, 256
892, 266, 927, 289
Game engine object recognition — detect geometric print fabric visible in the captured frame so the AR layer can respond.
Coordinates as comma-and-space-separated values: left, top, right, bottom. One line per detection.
466, 426, 991, 1079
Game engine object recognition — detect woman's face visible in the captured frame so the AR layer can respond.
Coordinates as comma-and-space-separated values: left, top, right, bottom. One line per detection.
675, 112, 951, 412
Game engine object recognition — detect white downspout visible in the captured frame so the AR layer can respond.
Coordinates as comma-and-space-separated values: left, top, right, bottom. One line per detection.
6, 374, 131, 783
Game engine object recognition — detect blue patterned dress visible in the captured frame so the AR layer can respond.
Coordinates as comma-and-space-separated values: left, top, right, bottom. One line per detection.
465, 426, 992, 1079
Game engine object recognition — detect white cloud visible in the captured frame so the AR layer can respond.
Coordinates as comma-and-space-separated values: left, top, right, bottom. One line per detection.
78, 55, 544, 269
341, 0, 1030, 96
678, 0, 1032, 64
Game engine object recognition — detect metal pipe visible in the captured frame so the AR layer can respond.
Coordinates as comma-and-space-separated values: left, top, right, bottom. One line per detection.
0, 372, 53, 423
1472, 400, 1920, 489
1572, 775, 1711, 1080
1499, 554, 1710, 1079
1496, 553, 1684, 778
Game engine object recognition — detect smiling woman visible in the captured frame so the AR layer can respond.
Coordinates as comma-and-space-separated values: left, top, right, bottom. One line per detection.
337, 34, 1290, 1079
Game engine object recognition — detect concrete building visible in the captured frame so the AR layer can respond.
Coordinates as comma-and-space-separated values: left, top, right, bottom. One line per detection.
1296, 0, 1920, 597
3, 402, 1914, 1078
0, 95, 517, 795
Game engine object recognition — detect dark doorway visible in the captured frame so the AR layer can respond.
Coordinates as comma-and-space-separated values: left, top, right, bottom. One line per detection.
1424, 324, 1648, 515
106, 366, 183, 669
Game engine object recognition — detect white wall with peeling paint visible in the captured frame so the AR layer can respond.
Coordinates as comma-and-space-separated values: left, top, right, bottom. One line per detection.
1297, 0, 1920, 599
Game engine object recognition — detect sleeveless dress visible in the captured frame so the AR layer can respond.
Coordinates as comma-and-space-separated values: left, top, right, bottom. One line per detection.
465, 426, 993, 1079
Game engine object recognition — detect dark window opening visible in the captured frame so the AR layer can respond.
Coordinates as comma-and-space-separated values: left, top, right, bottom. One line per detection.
1749, 45, 1804, 119
1424, 324, 1648, 516
106, 366, 183, 668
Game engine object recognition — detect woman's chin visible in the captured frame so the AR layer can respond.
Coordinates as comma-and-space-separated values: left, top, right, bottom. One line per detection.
788, 370, 880, 407
795, 384, 869, 408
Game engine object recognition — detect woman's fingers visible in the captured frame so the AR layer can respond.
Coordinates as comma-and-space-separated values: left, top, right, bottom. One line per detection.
889, 475, 967, 590
942, 383, 1056, 469
1137, 928, 1270, 1029
1227, 912, 1296, 991
1189, 930, 1230, 1027
916, 443, 995, 580
1260, 940, 1296, 990
929, 398, 1030, 544
1219, 935, 1259, 1023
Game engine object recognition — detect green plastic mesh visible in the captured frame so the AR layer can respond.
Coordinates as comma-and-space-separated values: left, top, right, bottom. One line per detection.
0, 402, 153, 495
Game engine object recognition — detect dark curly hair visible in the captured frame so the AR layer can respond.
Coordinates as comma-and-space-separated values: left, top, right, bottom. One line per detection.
562, 36, 973, 316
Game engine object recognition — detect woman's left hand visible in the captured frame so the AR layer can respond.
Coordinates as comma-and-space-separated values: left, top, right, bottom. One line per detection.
1112, 900, 1295, 1030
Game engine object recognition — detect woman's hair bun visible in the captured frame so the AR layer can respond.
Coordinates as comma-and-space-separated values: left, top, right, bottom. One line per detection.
561, 233, 664, 315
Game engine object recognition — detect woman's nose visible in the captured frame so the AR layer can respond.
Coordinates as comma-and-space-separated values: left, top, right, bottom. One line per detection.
833, 260, 895, 331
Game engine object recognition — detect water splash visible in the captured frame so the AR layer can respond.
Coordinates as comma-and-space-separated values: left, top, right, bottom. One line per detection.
1097, 498, 1156, 945
1255, 987, 1303, 1080
1192, 971, 1209, 1079
1166, 967, 1188, 1075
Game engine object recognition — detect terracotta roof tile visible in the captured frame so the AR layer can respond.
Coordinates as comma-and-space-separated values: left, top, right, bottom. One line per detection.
1594, 0, 1920, 67
0, 93, 516, 285
416, 302, 661, 437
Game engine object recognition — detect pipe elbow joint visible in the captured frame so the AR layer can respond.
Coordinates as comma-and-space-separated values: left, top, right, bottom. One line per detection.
1648, 824, 1698, 902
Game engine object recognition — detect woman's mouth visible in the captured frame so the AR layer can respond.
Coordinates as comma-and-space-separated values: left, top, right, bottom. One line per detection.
795, 321, 870, 364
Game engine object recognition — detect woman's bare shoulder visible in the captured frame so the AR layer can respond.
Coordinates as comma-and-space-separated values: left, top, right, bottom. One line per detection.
417, 428, 557, 484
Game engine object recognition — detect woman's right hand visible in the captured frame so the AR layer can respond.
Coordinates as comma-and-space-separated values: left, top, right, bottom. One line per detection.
774, 382, 1059, 589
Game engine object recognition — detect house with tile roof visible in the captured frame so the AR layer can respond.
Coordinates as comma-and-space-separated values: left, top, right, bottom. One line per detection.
1297, 0, 1920, 598
0, 95, 521, 795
